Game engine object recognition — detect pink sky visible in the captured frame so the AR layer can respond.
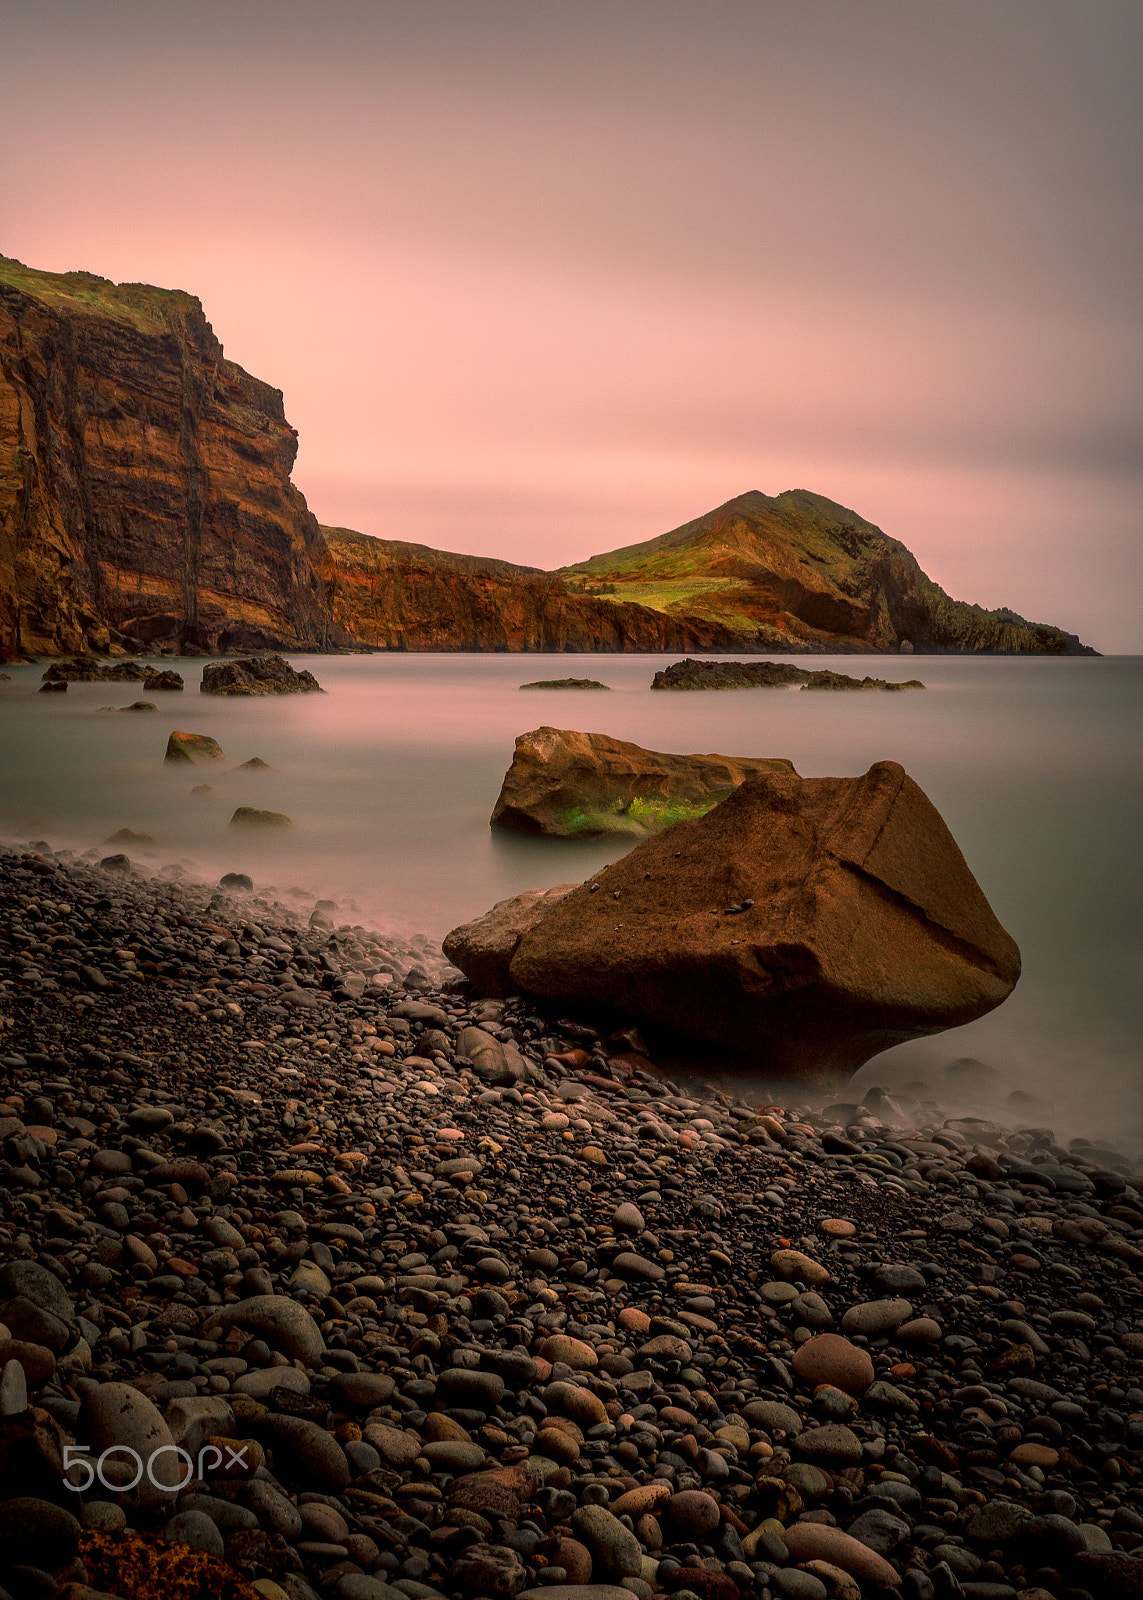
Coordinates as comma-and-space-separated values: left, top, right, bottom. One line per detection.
4, 0, 1141, 649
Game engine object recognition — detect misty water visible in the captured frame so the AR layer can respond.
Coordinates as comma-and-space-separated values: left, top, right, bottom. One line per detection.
1, 652, 1139, 1146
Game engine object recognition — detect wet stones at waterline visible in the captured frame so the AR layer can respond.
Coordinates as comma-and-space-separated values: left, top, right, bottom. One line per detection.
0, 841, 1141, 1600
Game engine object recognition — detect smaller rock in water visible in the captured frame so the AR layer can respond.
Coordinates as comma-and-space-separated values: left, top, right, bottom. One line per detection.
142, 668, 184, 691
520, 678, 611, 690
191, 783, 215, 797
201, 654, 322, 695
165, 730, 225, 764
237, 756, 273, 770
220, 872, 254, 891
39, 680, 67, 693
230, 807, 293, 829
105, 829, 156, 847
122, 700, 157, 711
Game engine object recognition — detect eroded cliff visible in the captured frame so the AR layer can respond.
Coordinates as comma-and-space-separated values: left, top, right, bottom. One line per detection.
318, 527, 738, 652
0, 256, 338, 660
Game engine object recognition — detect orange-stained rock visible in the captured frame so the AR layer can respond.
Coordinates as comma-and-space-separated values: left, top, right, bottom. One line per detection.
78, 1529, 260, 1600
443, 884, 578, 998
502, 760, 1021, 1075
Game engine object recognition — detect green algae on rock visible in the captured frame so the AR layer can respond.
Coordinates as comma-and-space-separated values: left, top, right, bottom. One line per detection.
489, 726, 796, 838
164, 731, 225, 764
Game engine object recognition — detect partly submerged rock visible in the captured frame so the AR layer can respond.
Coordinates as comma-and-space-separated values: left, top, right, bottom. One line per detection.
201, 655, 322, 696
490, 726, 797, 837
237, 756, 273, 770
651, 658, 924, 691
38, 680, 67, 693
105, 829, 156, 848
454, 760, 1020, 1075
141, 668, 184, 691
165, 731, 225, 764
444, 885, 578, 998
122, 700, 157, 711
220, 872, 254, 891
520, 678, 611, 690
229, 807, 292, 828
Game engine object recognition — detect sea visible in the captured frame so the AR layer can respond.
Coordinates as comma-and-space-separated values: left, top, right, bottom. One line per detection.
1, 652, 1139, 1147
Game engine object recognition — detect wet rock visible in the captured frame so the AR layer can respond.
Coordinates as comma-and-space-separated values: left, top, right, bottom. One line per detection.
571, 1504, 642, 1581
165, 731, 225, 764
840, 1298, 913, 1337
781, 1523, 902, 1590
82, 1383, 184, 1507
229, 807, 293, 829
201, 656, 322, 696
0, 1496, 81, 1568
207, 1296, 325, 1363
792, 1334, 874, 1395
252, 1414, 350, 1492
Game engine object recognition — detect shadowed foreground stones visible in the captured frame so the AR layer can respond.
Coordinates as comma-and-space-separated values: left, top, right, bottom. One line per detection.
782, 1523, 901, 1589
456, 758, 1021, 1075
791, 1334, 874, 1394
79, 1528, 262, 1600
1, 840, 1142, 1600
204, 1295, 324, 1362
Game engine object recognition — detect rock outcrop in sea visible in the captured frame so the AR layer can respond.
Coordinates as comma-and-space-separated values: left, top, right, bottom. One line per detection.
652, 660, 925, 691
489, 727, 797, 837
200, 655, 322, 696
164, 731, 225, 765
452, 759, 1022, 1073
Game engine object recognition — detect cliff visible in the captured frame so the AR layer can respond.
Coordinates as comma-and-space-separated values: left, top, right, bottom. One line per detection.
0, 255, 1095, 660
0, 255, 339, 661
318, 526, 738, 652
561, 489, 1096, 654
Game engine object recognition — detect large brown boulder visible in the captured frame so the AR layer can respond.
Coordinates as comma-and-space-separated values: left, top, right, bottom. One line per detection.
453, 760, 1020, 1075
490, 726, 797, 837
443, 884, 577, 996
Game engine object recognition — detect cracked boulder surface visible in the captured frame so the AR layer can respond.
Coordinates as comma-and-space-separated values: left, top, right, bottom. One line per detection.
480, 761, 1021, 1075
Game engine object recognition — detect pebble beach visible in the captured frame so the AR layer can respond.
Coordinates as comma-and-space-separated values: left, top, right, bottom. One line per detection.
3, 844, 1143, 1600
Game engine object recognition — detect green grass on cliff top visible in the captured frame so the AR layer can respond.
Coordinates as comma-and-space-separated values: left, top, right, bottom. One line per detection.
0, 255, 201, 332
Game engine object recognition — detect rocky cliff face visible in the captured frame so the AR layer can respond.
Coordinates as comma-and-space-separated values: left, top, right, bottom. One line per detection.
1, 255, 1095, 660
0, 256, 338, 661
318, 527, 738, 652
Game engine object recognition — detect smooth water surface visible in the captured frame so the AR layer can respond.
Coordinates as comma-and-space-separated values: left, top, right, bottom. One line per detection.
1, 653, 1139, 1139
